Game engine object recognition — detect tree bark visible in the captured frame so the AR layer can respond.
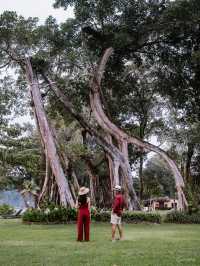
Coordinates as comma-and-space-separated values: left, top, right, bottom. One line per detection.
138, 122, 146, 201
50, 123, 79, 201
89, 47, 188, 210
38, 150, 50, 206
44, 76, 140, 209
25, 58, 74, 207
85, 159, 97, 205
185, 143, 195, 184
139, 154, 144, 200
104, 135, 114, 191
90, 89, 139, 209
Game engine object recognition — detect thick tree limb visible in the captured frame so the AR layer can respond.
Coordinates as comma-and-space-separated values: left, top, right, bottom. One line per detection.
90, 47, 188, 210
44, 75, 141, 210
25, 58, 74, 207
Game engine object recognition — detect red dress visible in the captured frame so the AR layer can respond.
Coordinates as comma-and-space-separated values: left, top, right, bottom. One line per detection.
77, 201, 90, 241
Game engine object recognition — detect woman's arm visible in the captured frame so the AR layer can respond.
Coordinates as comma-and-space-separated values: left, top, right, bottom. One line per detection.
75, 198, 79, 209
87, 197, 91, 211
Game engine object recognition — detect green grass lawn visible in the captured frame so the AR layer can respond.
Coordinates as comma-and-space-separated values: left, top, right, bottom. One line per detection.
0, 219, 200, 266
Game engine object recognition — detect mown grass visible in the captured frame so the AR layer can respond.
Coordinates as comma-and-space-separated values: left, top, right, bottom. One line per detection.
0, 219, 200, 266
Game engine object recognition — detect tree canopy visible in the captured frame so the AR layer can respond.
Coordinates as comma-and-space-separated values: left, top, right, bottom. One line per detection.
0, 0, 199, 209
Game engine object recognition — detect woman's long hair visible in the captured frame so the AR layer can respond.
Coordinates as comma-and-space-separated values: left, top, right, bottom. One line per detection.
78, 194, 87, 205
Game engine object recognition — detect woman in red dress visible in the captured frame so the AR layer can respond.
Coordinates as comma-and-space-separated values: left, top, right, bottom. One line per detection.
76, 187, 91, 241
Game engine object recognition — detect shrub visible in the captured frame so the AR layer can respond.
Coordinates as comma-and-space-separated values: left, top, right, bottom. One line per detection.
0, 204, 14, 216
94, 211, 111, 222
47, 207, 68, 223
90, 206, 98, 220
22, 208, 161, 224
66, 208, 77, 221
165, 211, 200, 224
93, 211, 161, 223
23, 207, 75, 223
123, 211, 161, 224
23, 209, 47, 223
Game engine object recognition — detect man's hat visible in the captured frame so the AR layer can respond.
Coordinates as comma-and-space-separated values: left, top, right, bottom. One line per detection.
78, 186, 89, 195
113, 185, 122, 191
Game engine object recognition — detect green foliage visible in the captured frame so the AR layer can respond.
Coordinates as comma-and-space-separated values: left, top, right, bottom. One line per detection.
185, 184, 200, 214
65, 143, 92, 161
94, 211, 161, 224
143, 155, 176, 199
0, 204, 14, 215
66, 207, 77, 221
22, 207, 77, 223
22, 208, 161, 224
0, 126, 42, 190
46, 207, 68, 223
165, 211, 200, 224
156, 0, 200, 122
22, 209, 47, 223
123, 211, 161, 224
21, 180, 40, 197
94, 211, 111, 222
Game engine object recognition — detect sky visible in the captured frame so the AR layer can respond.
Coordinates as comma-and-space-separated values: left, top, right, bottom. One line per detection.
0, 0, 74, 24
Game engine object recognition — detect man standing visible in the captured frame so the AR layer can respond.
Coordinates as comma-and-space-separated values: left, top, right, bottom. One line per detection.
111, 185, 126, 242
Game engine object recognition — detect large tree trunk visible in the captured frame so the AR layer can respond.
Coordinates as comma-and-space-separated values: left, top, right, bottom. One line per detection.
44, 76, 140, 210
85, 159, 97, 205
50, 123, 79, 201
38, 151, 50, 206
139, 153, 144, 200
89, 47, 188, 210
90, 89, 140, 209
138, 123, 146, 200
185, 143, 195, 184
25, 58, 74, 207
104, 134, 115, 191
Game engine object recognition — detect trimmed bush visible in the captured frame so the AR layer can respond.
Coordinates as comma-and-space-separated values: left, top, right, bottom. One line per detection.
165, 211, 200, 224
123, 211, 161, 224
94, 211, 111, 222
23, 209, 47, 223
23, 207, 77, 223
0, 204, 14, 216
22, 208, 161, 224
66, 208, 77, 221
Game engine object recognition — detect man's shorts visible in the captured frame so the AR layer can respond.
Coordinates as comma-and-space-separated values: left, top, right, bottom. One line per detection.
110, 213, 122, 225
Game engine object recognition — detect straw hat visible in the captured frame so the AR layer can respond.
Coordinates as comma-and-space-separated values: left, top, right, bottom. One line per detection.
78, 186, 89, 195
113, 185, 121, 191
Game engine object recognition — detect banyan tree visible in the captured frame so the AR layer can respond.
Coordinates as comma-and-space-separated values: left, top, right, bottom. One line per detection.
0, 6, 191, 210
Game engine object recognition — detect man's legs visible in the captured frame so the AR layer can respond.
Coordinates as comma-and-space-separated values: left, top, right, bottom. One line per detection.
111, 224, 117, 241
117, 224, 123, 240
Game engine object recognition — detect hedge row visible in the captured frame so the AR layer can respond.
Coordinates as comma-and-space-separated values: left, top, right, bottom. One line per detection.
22, 207, 200, 224
123, 211, 161, 223
0, 204, 14, 216
22, 208, 161, 224
95, 211, 162, 223
165, 211, 200, 224
22, 207, 77, 223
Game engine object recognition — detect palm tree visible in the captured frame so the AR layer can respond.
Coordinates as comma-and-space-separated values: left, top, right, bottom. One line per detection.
21, 180, 40, 208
